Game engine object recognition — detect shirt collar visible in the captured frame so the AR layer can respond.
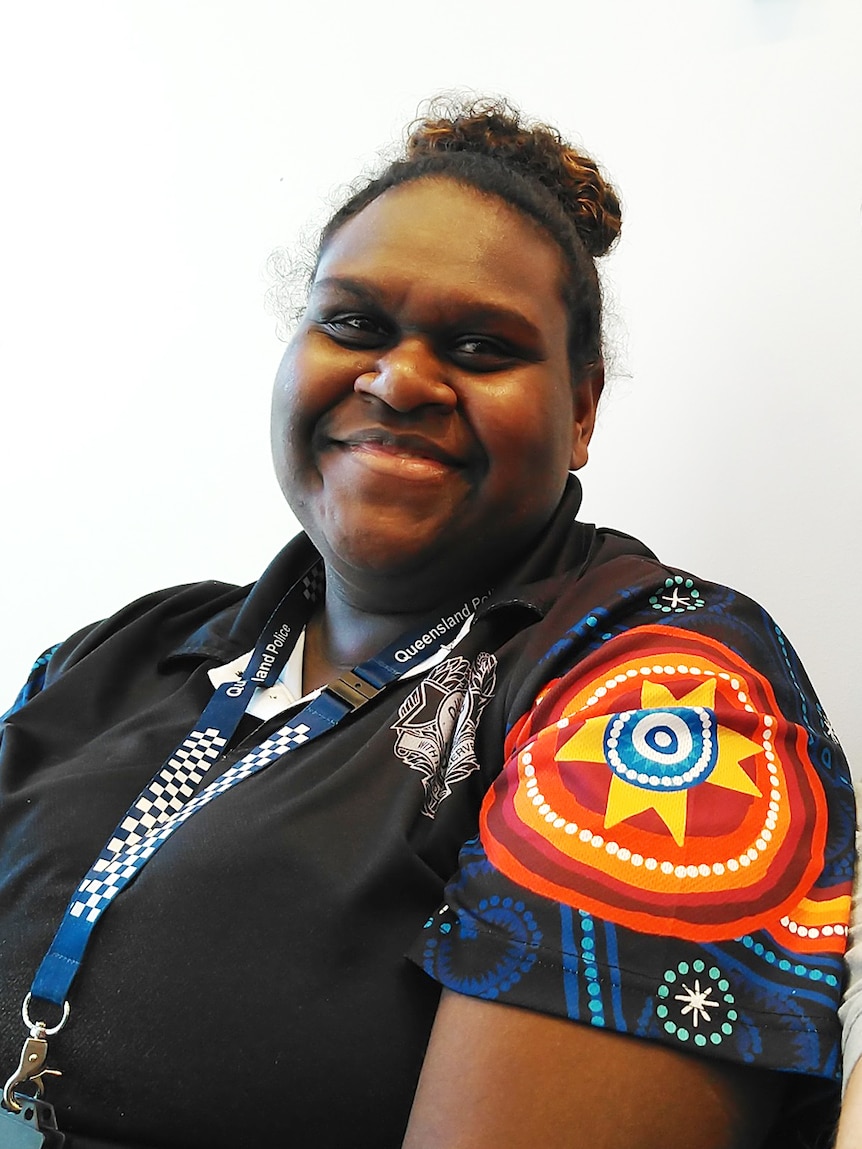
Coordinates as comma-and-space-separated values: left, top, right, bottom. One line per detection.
166, 533, 318, 666
165, 475, 608, 666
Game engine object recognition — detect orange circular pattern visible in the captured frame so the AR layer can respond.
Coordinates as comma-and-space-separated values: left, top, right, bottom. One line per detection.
481, 626, 828, 941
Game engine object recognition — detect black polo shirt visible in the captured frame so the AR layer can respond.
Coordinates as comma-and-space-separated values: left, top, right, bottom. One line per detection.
0, 480, 853, 1148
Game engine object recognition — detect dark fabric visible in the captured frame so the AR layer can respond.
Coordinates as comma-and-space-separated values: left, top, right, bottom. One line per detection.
0, 479, 853, 1148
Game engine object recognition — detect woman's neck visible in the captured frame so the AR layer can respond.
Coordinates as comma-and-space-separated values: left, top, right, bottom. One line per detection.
300, 563, 489, 693
300, 587, 437, 694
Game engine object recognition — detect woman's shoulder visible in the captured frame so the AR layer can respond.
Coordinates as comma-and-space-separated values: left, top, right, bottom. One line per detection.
508, 523, 826, 736
2, 578, 250, 722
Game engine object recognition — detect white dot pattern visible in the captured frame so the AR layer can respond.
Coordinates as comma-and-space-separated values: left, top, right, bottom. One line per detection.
520, 661, 780, 880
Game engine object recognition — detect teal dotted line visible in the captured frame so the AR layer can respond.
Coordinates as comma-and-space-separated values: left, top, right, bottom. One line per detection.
773, 625, 811, 731
579, 911, 605, 1028
656, 959, 736, 1048
740, 934, 838, 986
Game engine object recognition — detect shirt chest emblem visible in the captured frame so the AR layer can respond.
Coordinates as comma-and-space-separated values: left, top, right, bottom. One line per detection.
392, 653, 497, 818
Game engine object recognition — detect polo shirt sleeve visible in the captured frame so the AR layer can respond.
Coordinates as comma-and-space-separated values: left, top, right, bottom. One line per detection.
411, 577, 855, 1086
1, 644, 61, 723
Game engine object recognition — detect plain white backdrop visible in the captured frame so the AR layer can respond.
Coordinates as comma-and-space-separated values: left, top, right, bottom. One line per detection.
1, 0, 860, 769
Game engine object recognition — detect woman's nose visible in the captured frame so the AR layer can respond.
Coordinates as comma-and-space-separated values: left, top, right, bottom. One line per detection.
354, 340, 457, 412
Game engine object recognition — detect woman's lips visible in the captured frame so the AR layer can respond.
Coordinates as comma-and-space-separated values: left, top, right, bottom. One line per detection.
326, 431, 467, 481
337, 441, 454, 480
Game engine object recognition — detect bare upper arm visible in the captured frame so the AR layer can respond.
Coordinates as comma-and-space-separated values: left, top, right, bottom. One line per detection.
403, 990, 786, 1149
835, 1060, 862, 1149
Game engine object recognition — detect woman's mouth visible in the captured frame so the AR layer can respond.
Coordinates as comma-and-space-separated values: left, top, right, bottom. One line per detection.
327, 430, 466, 480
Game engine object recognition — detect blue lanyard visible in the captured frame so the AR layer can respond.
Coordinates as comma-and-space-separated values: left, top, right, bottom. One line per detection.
28, 565, 487, 1012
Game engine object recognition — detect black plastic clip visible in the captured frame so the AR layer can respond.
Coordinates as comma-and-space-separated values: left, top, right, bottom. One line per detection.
325, 671, 381, 711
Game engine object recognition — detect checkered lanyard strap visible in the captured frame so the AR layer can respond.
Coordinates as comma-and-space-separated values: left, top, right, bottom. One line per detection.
28, 558, 325, 1011
28, 579, 486, 1013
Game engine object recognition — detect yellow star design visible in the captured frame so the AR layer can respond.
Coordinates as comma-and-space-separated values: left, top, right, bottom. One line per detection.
556, 678, 762, 846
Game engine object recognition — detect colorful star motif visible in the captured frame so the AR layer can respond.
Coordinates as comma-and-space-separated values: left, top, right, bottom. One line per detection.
556, 678, 762, 846
482, 627, 834, 941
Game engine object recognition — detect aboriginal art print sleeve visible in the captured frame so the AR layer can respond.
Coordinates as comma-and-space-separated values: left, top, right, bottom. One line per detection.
412, 573, 855, 1086
0, 644, 62, 724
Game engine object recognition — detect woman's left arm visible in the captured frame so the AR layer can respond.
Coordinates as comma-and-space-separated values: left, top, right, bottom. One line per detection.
836, 1062, 862, 1149
404, 989, 785, 1149
836, 802, 862, 1148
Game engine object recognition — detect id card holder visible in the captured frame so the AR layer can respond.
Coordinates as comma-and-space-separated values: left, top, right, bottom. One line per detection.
0, 1095, 65, 1148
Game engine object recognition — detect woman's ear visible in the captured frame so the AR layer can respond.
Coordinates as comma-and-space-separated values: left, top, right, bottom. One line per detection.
570, 361, 605, 470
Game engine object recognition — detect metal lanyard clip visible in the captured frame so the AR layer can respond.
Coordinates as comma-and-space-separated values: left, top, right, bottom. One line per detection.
2, 996, 69, 1114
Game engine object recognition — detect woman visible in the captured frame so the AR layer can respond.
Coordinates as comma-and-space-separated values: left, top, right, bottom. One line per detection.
0, 99, 853, 1149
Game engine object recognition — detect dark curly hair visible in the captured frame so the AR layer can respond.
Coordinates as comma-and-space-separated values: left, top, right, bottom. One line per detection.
312, 96, 622, 378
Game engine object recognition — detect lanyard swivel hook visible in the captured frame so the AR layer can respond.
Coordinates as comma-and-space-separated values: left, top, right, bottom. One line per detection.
2, 995, 69, 1113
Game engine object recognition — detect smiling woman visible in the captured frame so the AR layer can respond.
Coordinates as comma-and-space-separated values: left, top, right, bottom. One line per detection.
0, 98, 853, 1149
272, 180, 595, 635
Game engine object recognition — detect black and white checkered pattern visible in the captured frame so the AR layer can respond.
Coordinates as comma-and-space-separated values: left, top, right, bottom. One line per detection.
301, 565, 325, 603
69, 720, 311, 925
99, 727, 228, 859
259, 722, 311, 753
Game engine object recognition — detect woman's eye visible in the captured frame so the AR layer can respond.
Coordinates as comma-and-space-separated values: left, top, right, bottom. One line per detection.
323, 314, 388, 345
451, 336, 514, 369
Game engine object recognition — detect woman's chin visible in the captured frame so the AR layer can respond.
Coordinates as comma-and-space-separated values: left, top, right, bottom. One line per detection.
328, 534, 448, 582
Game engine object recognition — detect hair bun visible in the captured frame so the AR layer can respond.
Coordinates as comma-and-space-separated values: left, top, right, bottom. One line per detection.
405, 97, 621, 257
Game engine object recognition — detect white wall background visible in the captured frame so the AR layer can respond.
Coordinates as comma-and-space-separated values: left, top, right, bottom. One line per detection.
1, 0, 860, 768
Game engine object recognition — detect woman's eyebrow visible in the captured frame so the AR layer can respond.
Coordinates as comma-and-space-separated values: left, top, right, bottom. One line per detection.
310, 276, 380, 304
444, 303, 543, 342
313, 276, 543, 339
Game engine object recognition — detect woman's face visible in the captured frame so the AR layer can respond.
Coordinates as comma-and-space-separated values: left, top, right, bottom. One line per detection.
271, 178, 601, 598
